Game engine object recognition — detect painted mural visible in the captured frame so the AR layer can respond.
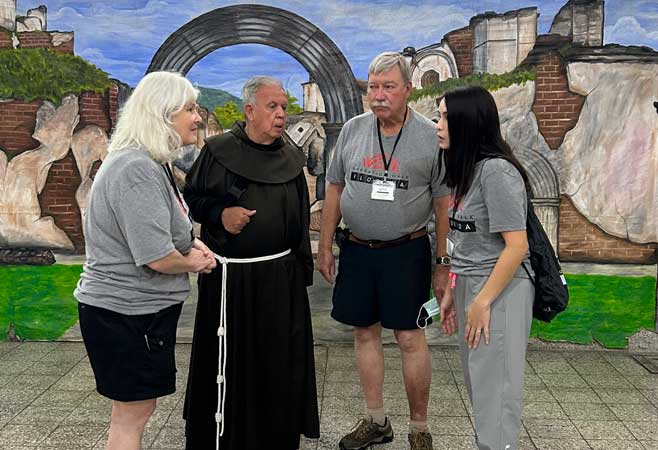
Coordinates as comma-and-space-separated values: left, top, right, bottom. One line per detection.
1, 0, 657, 344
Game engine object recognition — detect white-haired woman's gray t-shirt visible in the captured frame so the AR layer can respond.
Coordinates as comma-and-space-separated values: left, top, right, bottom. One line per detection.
75, 147, 194, 315
448, 158, 532, 278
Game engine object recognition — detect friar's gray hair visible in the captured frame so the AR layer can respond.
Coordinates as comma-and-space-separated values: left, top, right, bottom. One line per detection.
368, 52, 412, 85
242, 76, 284, 106
108, 71, 198, 163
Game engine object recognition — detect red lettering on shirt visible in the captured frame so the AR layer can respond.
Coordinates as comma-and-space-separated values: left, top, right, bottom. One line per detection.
361, 154, 400, 173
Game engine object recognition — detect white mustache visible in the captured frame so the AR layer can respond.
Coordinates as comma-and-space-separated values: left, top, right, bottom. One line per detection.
371, 101, 390, 108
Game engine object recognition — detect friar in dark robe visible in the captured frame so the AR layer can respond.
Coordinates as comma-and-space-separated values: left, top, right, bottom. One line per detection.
182, 76, 319, 450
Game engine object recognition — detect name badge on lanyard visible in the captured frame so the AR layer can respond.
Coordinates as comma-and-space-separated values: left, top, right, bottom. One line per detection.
371, 179, 396, 201
372, 107, 407, 203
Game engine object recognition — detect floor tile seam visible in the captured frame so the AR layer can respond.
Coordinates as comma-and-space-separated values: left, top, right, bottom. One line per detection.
0, 396, 36, 434
522, 420, 544, 450
569, 358, 627, 381
147, 409, 176, 450
640, 389, 658, 407
622, 420, 658, 441
573, 417, 639, 442
449, 369, 474, 426
39, 424, 108, 448
318, 343, 329, 424
607, 401, 658, 423
0, 420, 62, 446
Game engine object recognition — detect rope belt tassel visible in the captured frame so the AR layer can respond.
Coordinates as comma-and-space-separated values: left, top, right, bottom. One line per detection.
212, 248, 292, 450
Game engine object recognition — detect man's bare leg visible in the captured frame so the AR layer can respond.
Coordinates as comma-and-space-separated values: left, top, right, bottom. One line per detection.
395, 328, 431, 422
355, 323, 385, 411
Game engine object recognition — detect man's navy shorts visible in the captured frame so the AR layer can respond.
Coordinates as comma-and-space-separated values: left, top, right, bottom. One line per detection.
330, 235, 432, 330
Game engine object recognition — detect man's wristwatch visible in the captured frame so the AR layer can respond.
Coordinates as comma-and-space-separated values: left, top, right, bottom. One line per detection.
436, 255, 451, 266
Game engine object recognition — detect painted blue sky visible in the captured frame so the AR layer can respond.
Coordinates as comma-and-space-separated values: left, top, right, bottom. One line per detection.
18, 0, 658, 100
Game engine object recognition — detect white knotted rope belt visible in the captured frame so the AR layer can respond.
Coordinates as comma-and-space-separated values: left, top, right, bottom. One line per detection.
212, 248, 291, 449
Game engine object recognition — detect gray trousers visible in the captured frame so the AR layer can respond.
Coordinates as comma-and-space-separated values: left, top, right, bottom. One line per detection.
454, 274, 534, 450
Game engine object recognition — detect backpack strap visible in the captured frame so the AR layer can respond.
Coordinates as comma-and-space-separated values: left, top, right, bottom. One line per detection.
522, 190, 536, 285
521, 261, 535, 285
222, 173, 249, 206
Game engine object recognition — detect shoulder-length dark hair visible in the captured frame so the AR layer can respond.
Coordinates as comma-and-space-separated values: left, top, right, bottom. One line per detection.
438, 86, 530, 207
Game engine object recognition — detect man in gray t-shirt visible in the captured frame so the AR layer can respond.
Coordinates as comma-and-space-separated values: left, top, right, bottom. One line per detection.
326, 107, 448, 241
318, 52, 450, 450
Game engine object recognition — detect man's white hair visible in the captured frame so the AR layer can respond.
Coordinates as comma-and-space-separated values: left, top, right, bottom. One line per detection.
242, 76, 284, 107
108, 71, 199, 163
368, 52, 411, 84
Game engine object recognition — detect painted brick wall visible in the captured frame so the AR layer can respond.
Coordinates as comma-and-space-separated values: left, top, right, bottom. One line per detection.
0, 30, 12, 49
78, 91, 111, 133
532, 52, 585, 149
0, 100, 42, 156
559, 196, 656, 263
15, 31, 74, 54
55, 37, 74, 55
17, 31, 52, 49
107, 84, 119, 130
37, 151, 85, 253
444, 26, 473, 76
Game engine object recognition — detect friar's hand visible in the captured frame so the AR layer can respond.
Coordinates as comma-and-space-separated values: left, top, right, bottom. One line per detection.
221, 207, 256, 234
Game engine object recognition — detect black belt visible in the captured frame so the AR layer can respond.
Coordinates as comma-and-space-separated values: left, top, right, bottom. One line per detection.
348, 229, 427, 249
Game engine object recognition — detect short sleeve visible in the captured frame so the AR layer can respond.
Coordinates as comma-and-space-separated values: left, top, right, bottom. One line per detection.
114, 180, 176, 266
325, 122, 350, 184
480, 159, 527, 233
431, 149, 451, 198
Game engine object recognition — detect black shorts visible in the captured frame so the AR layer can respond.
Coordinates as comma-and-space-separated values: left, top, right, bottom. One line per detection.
78, 302, 182, 402
331, 235, 432, 330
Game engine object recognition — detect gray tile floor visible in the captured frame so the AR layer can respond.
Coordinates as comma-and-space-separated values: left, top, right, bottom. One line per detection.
0, 341, 657, 449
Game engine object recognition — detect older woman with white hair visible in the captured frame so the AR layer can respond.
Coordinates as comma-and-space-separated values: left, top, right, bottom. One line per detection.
74, 70, 216, 450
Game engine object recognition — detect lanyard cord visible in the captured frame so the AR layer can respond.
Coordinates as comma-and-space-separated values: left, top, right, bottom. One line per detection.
162, 163, 190, 217
376, 106, 408, 180
162, 164, 195, 243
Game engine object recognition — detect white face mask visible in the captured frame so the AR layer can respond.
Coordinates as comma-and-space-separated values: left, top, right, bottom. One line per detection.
416, 297, 440, 329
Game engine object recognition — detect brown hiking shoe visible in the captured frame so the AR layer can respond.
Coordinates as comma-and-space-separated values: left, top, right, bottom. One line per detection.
338, 417, 394, 450
408, 430, 433, 450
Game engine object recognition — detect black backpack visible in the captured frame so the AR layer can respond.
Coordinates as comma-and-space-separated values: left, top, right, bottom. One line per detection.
469, 156, 569, 322
521, 191, 569, 322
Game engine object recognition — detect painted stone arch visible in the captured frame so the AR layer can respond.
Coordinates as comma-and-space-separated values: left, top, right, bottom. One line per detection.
410, 44, 459, 88
146, 4, 363, 125
514, 146, 561, 249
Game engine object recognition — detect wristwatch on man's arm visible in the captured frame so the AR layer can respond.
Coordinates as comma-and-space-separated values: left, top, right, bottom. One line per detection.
435, 255, 451, 266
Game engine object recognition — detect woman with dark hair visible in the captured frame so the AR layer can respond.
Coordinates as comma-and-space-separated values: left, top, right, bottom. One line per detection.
436, 86, 534, 450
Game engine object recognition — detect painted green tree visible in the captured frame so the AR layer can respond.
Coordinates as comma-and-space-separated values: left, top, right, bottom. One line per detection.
286, 90, 303, 115
214, 101, 244, 129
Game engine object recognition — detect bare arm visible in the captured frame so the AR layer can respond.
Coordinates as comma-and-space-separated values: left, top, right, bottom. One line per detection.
432, 195, 451, 299
317, 182, 344, 283
147, 244, 216, 274
465, 229, 529, 348
433, 195, 458, 335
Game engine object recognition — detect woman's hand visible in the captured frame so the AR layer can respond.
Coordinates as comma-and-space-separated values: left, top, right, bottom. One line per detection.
439, 288, 457, 336
192, 238, 217, 272
465, 299, 491, 349
193, 238, 212, 258
186, 248, 214, 274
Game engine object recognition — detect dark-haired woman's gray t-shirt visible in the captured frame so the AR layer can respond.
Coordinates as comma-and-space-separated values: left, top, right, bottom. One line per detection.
448, 158, 532, 278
